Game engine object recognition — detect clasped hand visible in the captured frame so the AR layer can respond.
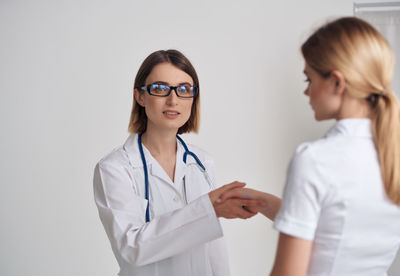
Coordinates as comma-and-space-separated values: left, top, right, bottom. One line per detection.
208, 182, 281, 221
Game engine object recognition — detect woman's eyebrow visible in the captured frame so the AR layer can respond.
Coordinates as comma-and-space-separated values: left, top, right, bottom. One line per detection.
153, 81, 169, 85
178, 82, 193, 86
152, 81, 193, 86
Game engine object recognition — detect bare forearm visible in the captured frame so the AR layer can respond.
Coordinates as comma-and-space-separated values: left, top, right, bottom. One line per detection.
217, 187, 282, 220
269, 233, 312, 276
257, 193, 281, 221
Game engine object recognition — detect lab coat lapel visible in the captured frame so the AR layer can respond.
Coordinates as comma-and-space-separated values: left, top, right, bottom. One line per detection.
123, 134, 145, 168
173, 141, 188, 185
123, 134, 191, 190
149, 160, 174, 186
149, 138, 190, 187
123, 134, 174, 187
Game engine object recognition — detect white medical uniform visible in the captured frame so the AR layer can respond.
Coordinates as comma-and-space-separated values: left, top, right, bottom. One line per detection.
93, 134, 229, 276
274, 119, 400, 275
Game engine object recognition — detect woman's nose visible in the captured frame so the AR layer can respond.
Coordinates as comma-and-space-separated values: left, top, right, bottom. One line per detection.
166, 89, 178, 105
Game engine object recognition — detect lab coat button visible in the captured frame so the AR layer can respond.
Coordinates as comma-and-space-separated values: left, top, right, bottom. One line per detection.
173, 196, 180, 202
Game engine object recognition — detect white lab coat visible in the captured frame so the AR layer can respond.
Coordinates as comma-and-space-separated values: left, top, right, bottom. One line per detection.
93, 134, 230, 276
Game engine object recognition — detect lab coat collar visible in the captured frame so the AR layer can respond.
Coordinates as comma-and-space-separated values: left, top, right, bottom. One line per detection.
123, 134, 148, 168
147, 140, 188, 185
123, 134, 195, 184
123, 134, 197, 166
325, 118, 372, 138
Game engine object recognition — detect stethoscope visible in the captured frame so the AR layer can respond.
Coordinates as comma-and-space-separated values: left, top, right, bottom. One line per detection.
138, 133, 214, 222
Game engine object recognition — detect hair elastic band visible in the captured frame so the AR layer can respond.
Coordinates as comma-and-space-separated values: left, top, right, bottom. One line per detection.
366, 92, 384, 107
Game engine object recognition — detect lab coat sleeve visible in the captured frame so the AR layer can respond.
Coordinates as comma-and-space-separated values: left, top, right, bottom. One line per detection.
93, 160, 224, 267
204, 158, 231, 276
273, 144, 327, 240
207, 235, 230, 276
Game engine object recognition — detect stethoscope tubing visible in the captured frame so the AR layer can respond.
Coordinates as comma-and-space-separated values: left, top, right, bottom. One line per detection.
138, 133, 151, 222
138, 133, 211, 222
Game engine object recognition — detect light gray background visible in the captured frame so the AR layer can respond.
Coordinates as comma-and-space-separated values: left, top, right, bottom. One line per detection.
1, 0, 399, 275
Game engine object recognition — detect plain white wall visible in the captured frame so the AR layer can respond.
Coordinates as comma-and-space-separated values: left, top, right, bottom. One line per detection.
1, 0, 399, 275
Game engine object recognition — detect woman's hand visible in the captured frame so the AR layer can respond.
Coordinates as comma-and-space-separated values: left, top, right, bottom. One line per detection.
216, 187, 281, 221
209, 182, 267, 219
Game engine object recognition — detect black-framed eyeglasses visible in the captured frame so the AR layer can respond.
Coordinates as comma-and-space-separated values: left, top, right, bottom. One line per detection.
139, 83, 198, 98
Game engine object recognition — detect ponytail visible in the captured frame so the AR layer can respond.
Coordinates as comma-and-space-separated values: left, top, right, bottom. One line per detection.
372, 91, 400, 205
301, 17, 400, 206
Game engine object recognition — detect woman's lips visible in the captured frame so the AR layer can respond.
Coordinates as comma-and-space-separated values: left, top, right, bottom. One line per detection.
163, 110, 180, 119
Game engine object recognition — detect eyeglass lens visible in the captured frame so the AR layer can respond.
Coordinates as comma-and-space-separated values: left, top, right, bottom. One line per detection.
147, 83, 196, 97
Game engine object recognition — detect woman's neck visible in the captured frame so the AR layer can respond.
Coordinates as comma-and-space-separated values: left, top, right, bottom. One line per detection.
336, 92, 372, 120
141, 125, 178, 157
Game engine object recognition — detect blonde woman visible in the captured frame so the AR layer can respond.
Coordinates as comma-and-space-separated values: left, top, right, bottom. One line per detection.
219, 17, 400, 275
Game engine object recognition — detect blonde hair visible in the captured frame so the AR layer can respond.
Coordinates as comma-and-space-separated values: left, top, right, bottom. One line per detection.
301, 17, 400, 205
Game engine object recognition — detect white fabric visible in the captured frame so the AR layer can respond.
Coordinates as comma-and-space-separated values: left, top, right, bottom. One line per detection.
274, 119, 400, 276
93, 134, 229, 276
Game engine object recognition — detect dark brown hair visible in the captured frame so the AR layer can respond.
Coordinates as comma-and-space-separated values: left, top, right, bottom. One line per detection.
129, 49, 200, 134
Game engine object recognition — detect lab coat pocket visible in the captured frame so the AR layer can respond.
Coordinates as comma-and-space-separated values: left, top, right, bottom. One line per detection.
184, 165, 212, 203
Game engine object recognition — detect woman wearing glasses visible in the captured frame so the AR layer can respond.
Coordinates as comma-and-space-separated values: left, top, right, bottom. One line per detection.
93, 49, 263, 276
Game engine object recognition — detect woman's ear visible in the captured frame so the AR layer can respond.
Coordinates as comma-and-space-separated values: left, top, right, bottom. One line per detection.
134, 88, 145, 107
330, 70, 346, 95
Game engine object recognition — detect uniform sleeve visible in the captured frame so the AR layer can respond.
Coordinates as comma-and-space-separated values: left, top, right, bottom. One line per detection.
273, 144, 327, 240
93, 160, 224, 267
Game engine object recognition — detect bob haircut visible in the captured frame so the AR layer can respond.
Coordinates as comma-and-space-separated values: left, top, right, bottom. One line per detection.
129, 49, 200, 134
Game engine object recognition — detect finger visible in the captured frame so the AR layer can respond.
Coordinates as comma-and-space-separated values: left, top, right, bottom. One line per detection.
214, 181, 246, 199
235, 206, 257, 219
246, 206, 260, 213
221, 181, 246, 192
219, 198, 258, 212
229, 199, 257, 218
216, 188, 243, 203
240, 199, 267, 207
218, 188, 262, 203
242, 205, 256, 213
